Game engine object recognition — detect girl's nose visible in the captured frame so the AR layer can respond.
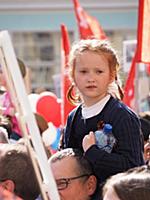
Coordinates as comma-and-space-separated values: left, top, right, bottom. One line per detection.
87, 74, 95, 83
88, 79, 95, 83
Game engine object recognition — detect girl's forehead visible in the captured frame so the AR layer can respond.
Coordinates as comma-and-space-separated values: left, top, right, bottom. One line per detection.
75, 50, 106, 59
75, 51, 109, 64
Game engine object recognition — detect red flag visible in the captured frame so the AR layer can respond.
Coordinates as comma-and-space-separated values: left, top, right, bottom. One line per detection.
73, 0, 107, 40
61, 24, 75, 126
146, 63, 150, 76
123, 53, 137, 109
137, 0, 150, 63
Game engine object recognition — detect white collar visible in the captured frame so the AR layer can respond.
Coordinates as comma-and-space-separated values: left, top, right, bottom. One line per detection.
82, 94, 111, 119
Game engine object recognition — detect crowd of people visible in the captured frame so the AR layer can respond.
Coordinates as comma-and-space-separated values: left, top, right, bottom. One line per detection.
0, 39, 150, 200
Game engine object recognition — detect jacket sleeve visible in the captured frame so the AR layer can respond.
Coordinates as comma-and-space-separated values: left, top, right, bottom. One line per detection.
84, 114, 145, 183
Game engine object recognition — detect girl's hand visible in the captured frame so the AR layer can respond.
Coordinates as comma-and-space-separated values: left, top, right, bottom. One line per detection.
82, 131, 96, 152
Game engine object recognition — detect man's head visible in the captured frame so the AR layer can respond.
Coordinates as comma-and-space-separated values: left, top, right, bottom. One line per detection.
0, 144, 40, 200
49, 148, 98, 200
103, 165, 150, 200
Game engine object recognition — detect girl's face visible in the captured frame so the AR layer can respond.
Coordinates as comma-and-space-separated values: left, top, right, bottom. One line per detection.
74, 50, 113, 106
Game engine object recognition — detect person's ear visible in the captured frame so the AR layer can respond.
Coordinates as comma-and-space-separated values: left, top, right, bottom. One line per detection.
86, 175, 97, 196
0, 180, 15, 192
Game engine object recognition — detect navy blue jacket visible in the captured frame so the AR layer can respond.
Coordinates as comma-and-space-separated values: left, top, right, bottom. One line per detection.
63, 96, 145, 183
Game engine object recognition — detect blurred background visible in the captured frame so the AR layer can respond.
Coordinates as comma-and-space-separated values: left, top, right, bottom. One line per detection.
1, 0, 149, 113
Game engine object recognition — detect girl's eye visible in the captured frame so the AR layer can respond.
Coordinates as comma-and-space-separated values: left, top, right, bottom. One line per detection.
96, 70, 103, 74
80, 70, 87, 74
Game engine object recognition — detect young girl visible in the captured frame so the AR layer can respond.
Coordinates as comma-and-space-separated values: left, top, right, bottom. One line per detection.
62, 39, 144, 185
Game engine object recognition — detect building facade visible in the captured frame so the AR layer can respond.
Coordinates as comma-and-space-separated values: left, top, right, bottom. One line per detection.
0, 0, 138, 95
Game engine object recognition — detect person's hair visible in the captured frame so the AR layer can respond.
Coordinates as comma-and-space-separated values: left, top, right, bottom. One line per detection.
0, 127, 9, 143
139, 111, 150, 142
139, 111, 150, 122
34, 113, 48, 135
0, 115, 12, 138
67, 39, 124, 105
49, 148, 93, 176
17, 58, 26, 78
0, 144, 40, 200
103, 165, 150, 200
140, 117, 150, 142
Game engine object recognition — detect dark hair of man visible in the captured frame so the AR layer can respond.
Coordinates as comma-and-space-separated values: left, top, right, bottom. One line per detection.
103, 165, 150, 200
0, 144, 40, 200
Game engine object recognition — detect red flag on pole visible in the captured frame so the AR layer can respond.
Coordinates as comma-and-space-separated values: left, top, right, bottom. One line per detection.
146, 63, 150, 76
123, 53, 137, 109
137, 0, 150, 63
73, 0, 107, 40
61, 24, 75, 126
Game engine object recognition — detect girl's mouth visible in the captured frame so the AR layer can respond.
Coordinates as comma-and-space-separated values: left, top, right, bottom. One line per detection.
86, 85, 97, 88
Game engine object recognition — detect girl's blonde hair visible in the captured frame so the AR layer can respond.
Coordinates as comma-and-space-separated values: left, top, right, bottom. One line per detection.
67, 39, 124, 105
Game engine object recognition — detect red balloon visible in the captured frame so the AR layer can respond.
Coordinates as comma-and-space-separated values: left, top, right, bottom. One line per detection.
36, 92, 61, 127
40, 91, 57, 98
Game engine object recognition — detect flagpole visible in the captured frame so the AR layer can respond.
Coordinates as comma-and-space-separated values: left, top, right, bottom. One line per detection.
135, 62, 140, 114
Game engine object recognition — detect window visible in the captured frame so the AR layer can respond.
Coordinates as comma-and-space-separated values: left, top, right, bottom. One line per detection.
11, 32, 56, 91
11, 31, 74, 95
